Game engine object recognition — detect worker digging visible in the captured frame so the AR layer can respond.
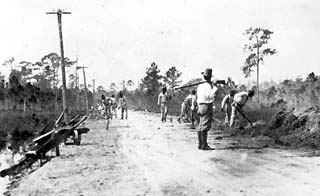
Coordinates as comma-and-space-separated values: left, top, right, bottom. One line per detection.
221, 90, 236, 126
177, 89, 197, 126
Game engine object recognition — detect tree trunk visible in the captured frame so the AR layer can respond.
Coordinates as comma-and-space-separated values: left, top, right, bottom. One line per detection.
257, 45, 260, 104
23, 97, 27, 115
2, 97, 5, 110
82, 68, 89, 115
54, 71, 58, 112
55, 88, 58, 111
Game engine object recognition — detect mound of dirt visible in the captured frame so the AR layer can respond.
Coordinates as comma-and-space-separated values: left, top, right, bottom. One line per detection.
263, 107, 320, 148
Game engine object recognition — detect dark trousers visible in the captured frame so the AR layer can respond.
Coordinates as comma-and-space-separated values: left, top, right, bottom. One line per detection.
197, 103, 213, 148
160, 103, 168, 122
121, 107, 128, 119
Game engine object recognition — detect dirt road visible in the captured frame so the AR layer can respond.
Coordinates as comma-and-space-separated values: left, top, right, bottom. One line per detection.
9, 111, 320, 196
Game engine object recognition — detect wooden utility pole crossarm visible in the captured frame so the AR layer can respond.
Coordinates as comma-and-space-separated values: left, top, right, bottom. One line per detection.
46, 9, 71, 124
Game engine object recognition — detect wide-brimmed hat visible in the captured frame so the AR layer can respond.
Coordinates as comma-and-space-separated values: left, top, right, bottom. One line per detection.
201, 68, 212, 78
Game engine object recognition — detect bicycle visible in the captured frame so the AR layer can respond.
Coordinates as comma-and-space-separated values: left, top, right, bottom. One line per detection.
104, 106, 112, 130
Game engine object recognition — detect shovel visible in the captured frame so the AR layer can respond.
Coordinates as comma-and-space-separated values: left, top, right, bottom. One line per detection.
235, 106, 254, 128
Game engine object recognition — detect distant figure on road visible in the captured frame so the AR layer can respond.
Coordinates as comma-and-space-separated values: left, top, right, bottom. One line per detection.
97, 104, 104, 117
177, 90, 197, 126
197, 68, 218, 150
110, 94, 117, 119
220, 90, 236, 125
101, 94, 112, 119
229, 90, 255, 129
118, 91, 128, 119
158, 86, 169, 122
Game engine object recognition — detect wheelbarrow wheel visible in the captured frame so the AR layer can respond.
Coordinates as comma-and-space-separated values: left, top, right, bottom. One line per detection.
106, 117, 110, 130
74, 130, 81, 145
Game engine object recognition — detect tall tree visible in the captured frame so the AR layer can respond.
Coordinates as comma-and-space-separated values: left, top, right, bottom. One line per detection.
140, 62, 162, 95
2, 57, 15, 70
41, 53, 61, 111
68, 74, 77, 89
18, 61, 34, 84
41, 53, 76, 111
8, 70, 23, 110
126, 80, 134, 91
41, 53, 60, 88
127, 80, 134, 87
243, 27, 277, 102
306, 72, 317, 82
163, 66, 182, 89
120, 80, 126, 91
41, 53, 76, 87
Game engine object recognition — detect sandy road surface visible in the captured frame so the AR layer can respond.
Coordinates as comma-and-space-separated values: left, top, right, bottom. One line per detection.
9, 111, 320, 196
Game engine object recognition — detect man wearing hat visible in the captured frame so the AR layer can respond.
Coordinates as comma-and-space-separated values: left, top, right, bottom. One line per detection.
118, 91, 128, 119
196, 68, 218, 150
158, 86, 169, 122
229, 90, 255, 129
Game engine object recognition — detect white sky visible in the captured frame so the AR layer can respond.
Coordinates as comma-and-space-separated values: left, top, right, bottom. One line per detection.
0, 0, 319, 88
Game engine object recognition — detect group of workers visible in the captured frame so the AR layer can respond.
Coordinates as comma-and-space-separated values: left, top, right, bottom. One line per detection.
158, 68, 255, 150
100, 91, 128, 120
98, 68, 254, 150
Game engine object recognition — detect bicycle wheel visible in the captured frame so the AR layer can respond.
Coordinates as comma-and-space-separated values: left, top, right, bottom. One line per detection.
74, 130, 81, 145
106, 116, 110, 130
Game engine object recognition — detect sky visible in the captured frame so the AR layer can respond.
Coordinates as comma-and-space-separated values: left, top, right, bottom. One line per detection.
0, 0, 319, 89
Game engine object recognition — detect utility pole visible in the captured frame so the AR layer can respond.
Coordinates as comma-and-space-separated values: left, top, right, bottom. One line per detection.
75, 66, 80, 112
77, 66, 89, 115
75, 57, 80, 112
92, 79, 95, 108
46, 9, 71, 123
92, 79, 95, 93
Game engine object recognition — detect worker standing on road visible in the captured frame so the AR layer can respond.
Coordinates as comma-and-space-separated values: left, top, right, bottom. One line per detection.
118, 91, 128, 119
220, 90, 236, 125
101, 94, 112, 119
158, 86, 169, 122
229, 90, 255, 129
197, 68, 218, 150
177, 90, 197, 125
110, 94, 117, 119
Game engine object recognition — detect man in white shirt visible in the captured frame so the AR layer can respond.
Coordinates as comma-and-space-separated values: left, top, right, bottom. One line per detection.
221, 90, 236, 125
118, 91, 128, 119
229, 90, 255, 128
177, 90, 197, 124
197, 68, 218, 150
158, 87, 168, 122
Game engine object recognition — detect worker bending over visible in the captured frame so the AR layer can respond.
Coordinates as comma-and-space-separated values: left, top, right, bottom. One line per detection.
220, 90, 236, 125
178, 90, 197, 125
229, 90, 255, 129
